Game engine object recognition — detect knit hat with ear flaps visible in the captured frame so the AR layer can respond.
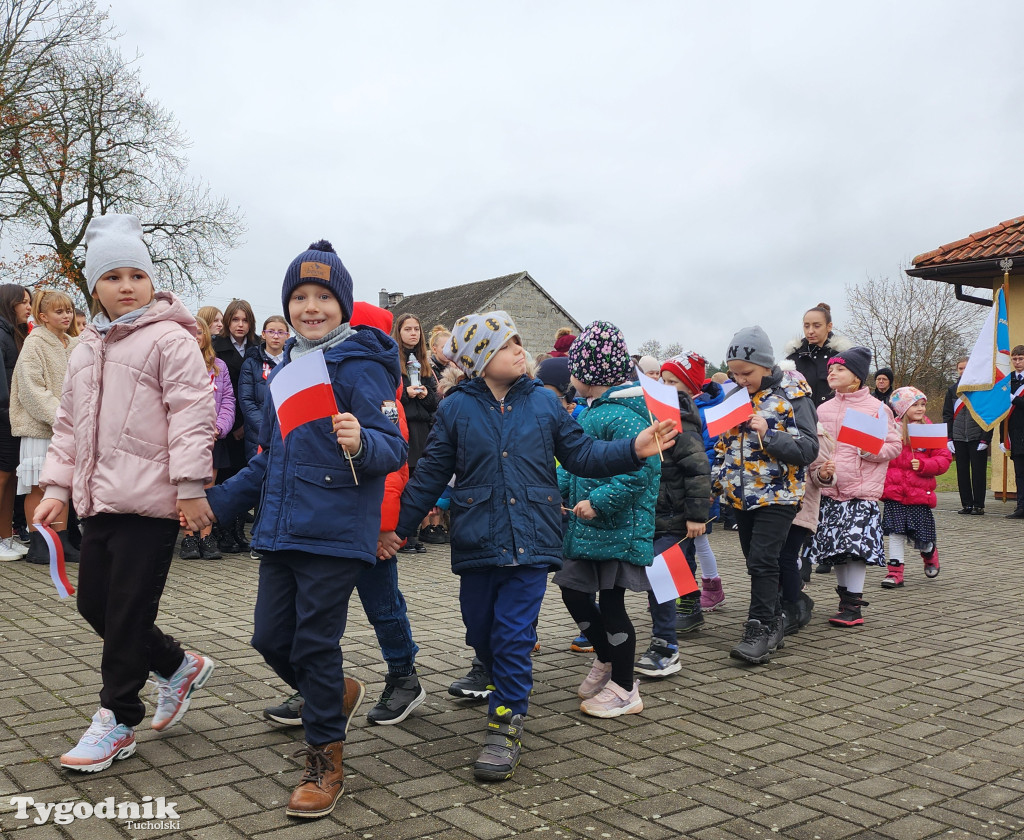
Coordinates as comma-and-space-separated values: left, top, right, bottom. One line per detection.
84, 214, 156, 295
726, 326, 775, 369
568, 320, 633, 386
889, 386, 927, 419
444, 310, 519, 378
827, 345, 871, 387
281, 240, 354, 324
662, 351, 707, 394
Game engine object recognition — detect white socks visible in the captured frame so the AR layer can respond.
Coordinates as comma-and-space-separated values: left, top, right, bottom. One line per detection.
834, 559, 868, 593
887, 533, 906, 565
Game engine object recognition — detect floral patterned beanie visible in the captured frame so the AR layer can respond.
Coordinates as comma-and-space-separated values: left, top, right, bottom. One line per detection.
568, 320, 633, 386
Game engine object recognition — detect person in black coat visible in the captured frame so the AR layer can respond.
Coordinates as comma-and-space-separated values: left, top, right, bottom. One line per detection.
783, 302, 854, 407
0, 284, 30, 560
211, 298, 258, 551
872, 367, 894, 406
942, 358, 992, 515
1002, 346, 1024, 518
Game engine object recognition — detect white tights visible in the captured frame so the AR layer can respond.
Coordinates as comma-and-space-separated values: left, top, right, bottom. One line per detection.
887, 533, 906, 565
834, 559, 867, 594
694, 533, 719, 579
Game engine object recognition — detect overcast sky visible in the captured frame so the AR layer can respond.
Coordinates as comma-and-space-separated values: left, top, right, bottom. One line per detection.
101, 0, 1024, 362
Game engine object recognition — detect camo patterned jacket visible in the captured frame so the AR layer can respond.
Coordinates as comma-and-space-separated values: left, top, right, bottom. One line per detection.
712, 368, 819, 510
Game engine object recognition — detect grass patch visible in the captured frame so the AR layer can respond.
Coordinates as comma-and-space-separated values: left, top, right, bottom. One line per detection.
935, 458, 993, 493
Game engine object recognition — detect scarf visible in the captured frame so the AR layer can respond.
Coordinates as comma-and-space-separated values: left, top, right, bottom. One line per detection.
92, 302, 153, 336
291, 322, 355, 360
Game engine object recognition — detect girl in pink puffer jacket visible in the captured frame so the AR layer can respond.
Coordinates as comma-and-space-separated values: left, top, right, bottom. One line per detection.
35, 214, 217, 775
879, 387, 952, 589
805, 347, 901, 628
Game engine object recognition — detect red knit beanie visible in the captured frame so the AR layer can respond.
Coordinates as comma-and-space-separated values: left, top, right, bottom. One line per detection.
661, 351, 706, 394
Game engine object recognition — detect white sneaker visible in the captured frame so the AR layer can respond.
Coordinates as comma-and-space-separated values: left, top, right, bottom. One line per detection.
0, 538, 25, 561
60, 707, 136, 772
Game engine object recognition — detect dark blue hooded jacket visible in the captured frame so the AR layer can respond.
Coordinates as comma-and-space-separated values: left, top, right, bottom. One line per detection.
207, 327, 407, 563
396, 375, 643, 573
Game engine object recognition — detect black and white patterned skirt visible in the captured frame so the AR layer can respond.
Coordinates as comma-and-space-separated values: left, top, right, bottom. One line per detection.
881, 501, 937, 552
806, 496, 886, 567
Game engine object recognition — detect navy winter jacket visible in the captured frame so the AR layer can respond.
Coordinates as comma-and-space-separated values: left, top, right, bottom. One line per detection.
238, 344, 279, 461
396, 375, 643, 574
207, 327, 408, 563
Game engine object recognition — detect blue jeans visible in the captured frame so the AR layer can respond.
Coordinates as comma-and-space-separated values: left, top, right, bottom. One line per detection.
648, 535, 696, 646
251, 551, 363, 745
355, 556, 418, 675
459, 565, 548, 716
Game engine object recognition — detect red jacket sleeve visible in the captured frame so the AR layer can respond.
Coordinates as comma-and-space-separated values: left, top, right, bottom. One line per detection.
379, 383, 411, 533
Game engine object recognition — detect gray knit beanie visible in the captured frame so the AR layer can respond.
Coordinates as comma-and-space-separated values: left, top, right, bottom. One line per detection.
726, 325, 775, 369
84, 214, 156, 294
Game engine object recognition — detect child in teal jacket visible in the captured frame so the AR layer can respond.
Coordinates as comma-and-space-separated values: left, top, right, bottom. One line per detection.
554, 321, 661, 720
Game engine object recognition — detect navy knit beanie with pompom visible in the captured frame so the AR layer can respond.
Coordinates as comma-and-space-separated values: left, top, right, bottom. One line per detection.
281, 239, 354, 325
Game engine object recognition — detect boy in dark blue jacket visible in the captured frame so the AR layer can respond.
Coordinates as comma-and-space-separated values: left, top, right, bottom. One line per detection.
207, 241, 407, 820
389, 311, 676, 783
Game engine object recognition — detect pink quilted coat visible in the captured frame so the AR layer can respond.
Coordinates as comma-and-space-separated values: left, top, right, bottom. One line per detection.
40, 292, 214, 520
814, 388, 901, 502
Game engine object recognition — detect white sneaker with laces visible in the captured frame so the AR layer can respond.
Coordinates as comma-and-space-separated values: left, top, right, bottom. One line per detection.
151, 652, 215, 731
0, 537, 25, 561
60, 707, 136, 771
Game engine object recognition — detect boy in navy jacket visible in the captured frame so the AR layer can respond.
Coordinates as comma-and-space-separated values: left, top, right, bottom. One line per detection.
207, 241, 407, 820
388, 311, 675, 783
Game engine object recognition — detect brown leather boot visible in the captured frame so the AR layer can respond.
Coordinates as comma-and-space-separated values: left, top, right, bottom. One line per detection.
286, 740, 345, 818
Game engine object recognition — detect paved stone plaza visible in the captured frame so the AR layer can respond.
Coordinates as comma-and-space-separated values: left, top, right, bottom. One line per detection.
2, 492, 1023, 839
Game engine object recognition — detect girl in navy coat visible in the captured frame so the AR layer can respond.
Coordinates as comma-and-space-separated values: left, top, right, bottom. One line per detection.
206, 241, 407, 820
391, 311, 675, 783
238, 316, 290, 461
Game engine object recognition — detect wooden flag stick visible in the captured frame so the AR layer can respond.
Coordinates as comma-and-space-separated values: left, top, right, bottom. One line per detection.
343, 447, 359, 485
648, 410, 664, 461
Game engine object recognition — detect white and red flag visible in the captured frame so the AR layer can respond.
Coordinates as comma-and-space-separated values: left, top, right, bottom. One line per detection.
837, 409, 888, 455
704, 386, 753, 438
635, 367, 682, 432
35, 523, 73, 599
908, 422, 948, 450
646, 541, 699, 604
269, 350, 339, 439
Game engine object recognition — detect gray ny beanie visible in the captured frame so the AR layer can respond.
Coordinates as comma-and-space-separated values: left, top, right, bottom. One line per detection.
84, 214, 156, 294
726, 325, 775, 369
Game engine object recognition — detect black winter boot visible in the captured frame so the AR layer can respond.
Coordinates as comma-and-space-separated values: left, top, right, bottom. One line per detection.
366, 670, 427, 725
473, 708, 524, 781
233, 516, 250, 551
215, 522, 240, 554
729, 620, 773, 664
24, 531, 49, 565
829, 592, 867, 627
674, 593, 705, 632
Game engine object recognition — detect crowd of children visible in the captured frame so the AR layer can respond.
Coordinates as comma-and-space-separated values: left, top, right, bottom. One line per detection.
12, 216, 974, 821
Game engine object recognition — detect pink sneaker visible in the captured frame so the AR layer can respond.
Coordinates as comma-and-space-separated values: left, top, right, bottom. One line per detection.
577, 659, 612, 699
580, 680, 643, 718
151, 652, 215, 732
922, 548, 940, 578
699, 577, 725, 611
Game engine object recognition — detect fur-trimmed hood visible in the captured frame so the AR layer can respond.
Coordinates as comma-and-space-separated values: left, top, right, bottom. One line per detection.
782, 331, 854, 359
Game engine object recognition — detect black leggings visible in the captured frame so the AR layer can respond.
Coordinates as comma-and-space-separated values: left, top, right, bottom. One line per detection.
561, 586, 635, 690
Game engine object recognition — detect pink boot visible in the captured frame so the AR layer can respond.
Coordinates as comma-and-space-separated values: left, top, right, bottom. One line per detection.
880, 561, 904, 589
922, 547, 940, 578
699, 577, 725, 611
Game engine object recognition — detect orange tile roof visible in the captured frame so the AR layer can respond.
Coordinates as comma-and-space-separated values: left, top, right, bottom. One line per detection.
913, 216, 1024, 267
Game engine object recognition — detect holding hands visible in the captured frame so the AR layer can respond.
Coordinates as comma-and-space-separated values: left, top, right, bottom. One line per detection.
178, 497, 215, 532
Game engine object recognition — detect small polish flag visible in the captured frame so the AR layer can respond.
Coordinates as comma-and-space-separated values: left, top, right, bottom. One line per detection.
837, 409, 888, 455
704, 386, 753, 438
269, 349, 339, 439
636, 367, 682, 432
646, 542, 699, 604
908, 422, 948, 450
35, 523, 73, 599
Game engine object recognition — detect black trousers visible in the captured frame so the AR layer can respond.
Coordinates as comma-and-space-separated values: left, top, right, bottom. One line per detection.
953, 440, 988, 509
734, 505, 798, 623
1013, 455, 1024, 512
76, 514, 185, 728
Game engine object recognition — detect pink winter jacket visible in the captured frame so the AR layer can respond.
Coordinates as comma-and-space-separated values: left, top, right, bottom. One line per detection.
40, 292, 215, 520
813, 388, 901, 502
881, 420, 952, 509
211, 357, 235, 439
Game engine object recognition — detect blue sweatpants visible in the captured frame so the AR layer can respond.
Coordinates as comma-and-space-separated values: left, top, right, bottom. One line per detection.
251, 550, 363, 745
459, 565, 548, 716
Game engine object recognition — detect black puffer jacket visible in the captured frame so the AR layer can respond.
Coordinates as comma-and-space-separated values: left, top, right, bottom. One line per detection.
0, 319, 19, 419
783, 332, 853, 406
654, 391, 711, 538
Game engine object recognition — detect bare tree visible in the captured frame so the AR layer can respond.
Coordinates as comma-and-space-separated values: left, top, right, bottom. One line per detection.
635, 339, 683, 360
844, 270, 986, 398
0, 2, 244, 300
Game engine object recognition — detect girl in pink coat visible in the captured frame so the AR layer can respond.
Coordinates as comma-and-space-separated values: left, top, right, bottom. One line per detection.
34, 214, 217, 774
805, 347, 901, 627
879, 387, 952, 588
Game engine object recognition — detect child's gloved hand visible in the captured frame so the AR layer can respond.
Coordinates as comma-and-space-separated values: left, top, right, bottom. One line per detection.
332, 412, 362, 454
635, 419, 678, 459
33, 498, 66, 527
